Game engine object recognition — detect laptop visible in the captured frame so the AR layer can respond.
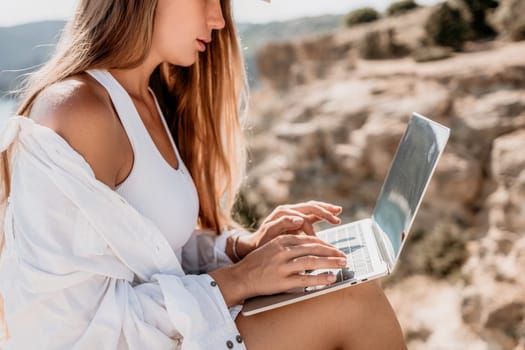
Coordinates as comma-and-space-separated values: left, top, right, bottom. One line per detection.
242, 112, 450, 316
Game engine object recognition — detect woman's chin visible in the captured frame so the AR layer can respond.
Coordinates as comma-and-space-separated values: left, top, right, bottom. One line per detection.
167, 55, 198, 68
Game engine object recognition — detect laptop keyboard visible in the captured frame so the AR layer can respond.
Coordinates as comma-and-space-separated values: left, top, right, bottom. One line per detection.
331, 223, 374, 276
303, 223, 375, 293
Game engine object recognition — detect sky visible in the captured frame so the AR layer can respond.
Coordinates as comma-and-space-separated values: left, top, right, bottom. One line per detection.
0, 0, 443, 27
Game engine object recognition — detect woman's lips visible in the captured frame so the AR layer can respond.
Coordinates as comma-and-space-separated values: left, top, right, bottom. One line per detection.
196, 39, 206, 52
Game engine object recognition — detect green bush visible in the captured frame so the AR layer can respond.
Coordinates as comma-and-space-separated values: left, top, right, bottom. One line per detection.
423, 224, 468, 279
424, 3, 469, 51
345, 7, 380, 27
387, 0, 420, 16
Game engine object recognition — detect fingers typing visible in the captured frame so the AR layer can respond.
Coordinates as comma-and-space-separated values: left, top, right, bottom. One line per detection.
285, 255, 347, 274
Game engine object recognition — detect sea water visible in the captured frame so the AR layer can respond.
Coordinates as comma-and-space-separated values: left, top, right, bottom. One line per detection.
0, 99, 16, 121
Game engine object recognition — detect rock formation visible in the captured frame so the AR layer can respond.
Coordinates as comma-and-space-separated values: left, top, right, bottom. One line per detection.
240, 9, 525, 349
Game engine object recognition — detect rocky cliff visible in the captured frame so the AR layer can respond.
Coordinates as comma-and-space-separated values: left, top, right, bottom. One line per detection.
240, 5, 525, 349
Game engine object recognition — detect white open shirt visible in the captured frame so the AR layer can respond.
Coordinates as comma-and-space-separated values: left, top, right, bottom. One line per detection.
0, 115, 246, 350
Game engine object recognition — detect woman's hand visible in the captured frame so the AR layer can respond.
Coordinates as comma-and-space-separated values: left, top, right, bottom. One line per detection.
210, 233, 348, 307
237, 201, 343, 259
237, 234, 347, 299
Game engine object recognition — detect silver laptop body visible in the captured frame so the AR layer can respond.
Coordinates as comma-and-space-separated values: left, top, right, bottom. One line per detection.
242, 113, 450, 316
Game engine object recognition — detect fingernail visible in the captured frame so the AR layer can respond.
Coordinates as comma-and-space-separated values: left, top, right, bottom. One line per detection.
292, 217, 303, 224
338, 258, 347, 266
328, 274, 337, 282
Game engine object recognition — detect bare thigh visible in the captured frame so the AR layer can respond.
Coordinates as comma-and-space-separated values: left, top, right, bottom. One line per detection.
235, 281, 406, 350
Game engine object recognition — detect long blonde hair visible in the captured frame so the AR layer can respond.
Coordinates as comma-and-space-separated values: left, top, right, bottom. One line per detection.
0, 0, 248, 241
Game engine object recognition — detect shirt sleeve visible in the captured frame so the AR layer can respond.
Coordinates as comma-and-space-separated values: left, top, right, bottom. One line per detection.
181, 228, 253, 321
0, 205, 247, 350
181, 228, 248, 275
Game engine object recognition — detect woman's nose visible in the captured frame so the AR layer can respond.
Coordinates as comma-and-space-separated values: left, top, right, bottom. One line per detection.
208, 0, 226, 31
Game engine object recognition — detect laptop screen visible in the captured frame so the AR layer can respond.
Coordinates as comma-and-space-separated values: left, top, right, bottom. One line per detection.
372, 113, 450, 261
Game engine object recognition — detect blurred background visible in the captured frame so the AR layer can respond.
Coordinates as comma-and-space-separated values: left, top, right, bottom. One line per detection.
1, 1, 525, 349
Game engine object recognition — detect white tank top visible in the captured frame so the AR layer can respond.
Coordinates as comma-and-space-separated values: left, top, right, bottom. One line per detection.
85, 69, 199, 262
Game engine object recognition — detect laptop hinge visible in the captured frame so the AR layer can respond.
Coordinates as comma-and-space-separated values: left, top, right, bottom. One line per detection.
371, 220, 395, 273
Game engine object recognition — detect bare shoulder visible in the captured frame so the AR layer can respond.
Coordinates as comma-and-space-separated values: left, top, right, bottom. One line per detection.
29, 73, 123, 189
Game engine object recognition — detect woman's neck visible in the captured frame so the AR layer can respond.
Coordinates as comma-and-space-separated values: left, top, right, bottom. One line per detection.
109, 55, 161, 101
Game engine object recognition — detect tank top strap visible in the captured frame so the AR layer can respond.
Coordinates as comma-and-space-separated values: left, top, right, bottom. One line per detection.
85, 69, 143, 150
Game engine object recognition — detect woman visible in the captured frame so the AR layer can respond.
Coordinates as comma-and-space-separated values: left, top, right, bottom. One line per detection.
0, 0, 406, 349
